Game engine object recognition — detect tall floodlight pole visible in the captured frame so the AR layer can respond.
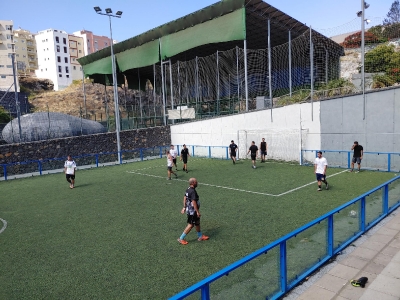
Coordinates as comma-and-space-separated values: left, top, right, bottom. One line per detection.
94, 6, 123, 163
357, 1, 369, 120
11, 53, 22, 141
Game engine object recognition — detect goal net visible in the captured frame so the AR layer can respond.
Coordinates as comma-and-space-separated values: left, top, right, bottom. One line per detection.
237, 129, 308, 163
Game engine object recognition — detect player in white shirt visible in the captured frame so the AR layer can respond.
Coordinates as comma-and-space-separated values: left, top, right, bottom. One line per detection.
314, 151, 329, 191
166, 150, 178, 180
169, 145, 179, 171
64, 155, 77, 189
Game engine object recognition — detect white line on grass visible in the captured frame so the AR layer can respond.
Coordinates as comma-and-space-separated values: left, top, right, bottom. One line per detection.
0, 218, 7, 234
127, 171, 277, 196
275, 169, 349, 197
127, 167, 348, 197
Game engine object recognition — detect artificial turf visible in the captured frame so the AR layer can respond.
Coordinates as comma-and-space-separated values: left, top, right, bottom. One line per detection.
0, 158, 396, 299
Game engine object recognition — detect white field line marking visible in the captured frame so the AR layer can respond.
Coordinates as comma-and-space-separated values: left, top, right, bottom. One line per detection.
0, 218, 7, 234
126, 171, 277, 196
275, 169, 348, 197
127, 167, 348, 197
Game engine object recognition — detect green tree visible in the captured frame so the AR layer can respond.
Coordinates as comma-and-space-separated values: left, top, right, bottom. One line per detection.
364, 44, 396, 73
0, 106, 11, 123
383, 0, 400, 25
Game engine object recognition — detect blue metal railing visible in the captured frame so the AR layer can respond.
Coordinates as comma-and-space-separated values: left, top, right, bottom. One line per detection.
169, 175, 400, 299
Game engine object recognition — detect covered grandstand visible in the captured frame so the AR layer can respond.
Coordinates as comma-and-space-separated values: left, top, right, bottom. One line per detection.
78, 0, 344, 125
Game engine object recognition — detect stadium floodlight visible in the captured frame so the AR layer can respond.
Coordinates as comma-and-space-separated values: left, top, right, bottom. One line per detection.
357, 0, 369, 120
94, 7, 123, 163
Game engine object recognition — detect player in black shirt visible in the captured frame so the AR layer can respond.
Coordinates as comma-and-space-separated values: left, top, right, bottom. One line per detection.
247, 141, 259, 169
259, 138, 267, 162
350, 141, 364, 173
229, 140, 238, 164
180, 144, 190, 173
178, 178, 209, 245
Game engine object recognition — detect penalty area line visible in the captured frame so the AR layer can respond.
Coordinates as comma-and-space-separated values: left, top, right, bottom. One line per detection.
275, 169, 348, 197
0, 218, 7, 234
126, 171, 276, 196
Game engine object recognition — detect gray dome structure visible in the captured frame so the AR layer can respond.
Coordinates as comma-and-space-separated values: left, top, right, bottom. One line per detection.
2, 112, 107, 143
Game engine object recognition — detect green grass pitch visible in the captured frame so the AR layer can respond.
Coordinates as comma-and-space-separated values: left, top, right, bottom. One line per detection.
0, 158, 395, 299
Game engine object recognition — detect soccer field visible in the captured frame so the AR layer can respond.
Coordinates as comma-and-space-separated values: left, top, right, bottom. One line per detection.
0, 158, 396, 299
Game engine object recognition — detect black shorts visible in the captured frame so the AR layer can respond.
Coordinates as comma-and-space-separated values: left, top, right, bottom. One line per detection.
230, 152, 236, 157
66, 174, 75, 180
182, 157, 188, 164
261, 151, 267, 156
187, 213, 200, 225
167, 166, 172, 171
173, 158, 177, 164
251, 155, 256, 160
352, 157, 362, 164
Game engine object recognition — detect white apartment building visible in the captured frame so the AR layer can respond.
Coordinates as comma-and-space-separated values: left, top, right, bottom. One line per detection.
0, 20, 19, 92
35, 29, 73, 91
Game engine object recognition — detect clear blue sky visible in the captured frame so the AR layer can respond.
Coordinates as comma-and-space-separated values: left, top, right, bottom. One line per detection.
0, 0, 394, 42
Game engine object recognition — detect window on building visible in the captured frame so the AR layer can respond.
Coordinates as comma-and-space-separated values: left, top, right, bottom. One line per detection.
59, 74, 62, 77
55, 36, 59, 43
6, 25, 12, 30
63, 37, 66, 44
6, 34, 11, 39
64, 57, 68, 63
78, 42, 81, 45
80, 66, 82, 71
8, 53, 13, 58
1, 75, 7, 79
22, 39, 25, 43
7, 44, 12, 49
7, 65, 13, 68
79, 50, 82, 53
22, 55, 26, 58
58, 66, 62, 72
0, 65, 4, 68
16, 54, 19, 57
22, 47, 26, 51
56, 45, 60, 52
41, 69, 43, 72
14, 39, 18, 42
73, 66, 76, 70
104, 42, 108, 46
63, 47, 67, 53
73, 58, 76, 61
44, 58, 46, 61
45, 39, 48, 42
57, 56, 61, 62
66, 75, 69, 78
65, 66, 69, 73
45, 68, 47, 71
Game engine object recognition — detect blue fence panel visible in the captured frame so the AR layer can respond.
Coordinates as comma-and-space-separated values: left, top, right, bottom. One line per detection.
169, 175, 400, 300
302, 150, 400, 172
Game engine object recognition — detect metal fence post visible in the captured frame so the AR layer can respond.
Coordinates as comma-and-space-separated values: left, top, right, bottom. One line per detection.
280, 241, 288, 294
96, 154, 99, 167
388, 153, 391, 172
348, 152, 351, 169
327, 215, 334, 256
3, 165, 7, 181
38, 161, 42, 175
208, 146, 211, 158
140, 149, 143, 161
360, 196, 366, 231
383, 185, 389, 214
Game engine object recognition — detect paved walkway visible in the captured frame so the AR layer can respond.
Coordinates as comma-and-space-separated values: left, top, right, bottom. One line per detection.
285, 207, 400, 300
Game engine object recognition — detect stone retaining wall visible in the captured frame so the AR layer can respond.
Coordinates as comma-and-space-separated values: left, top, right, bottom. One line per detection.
0, 126, 170, 167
